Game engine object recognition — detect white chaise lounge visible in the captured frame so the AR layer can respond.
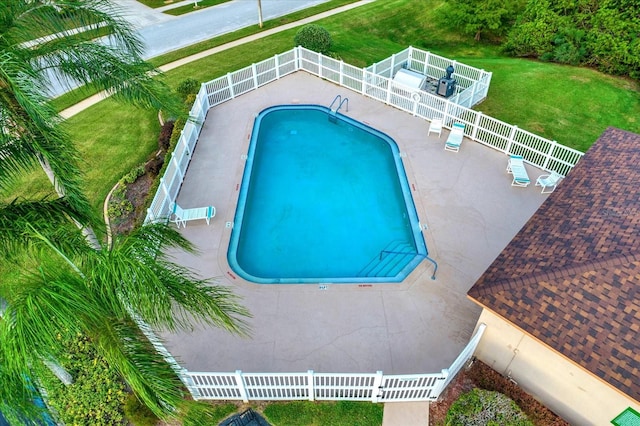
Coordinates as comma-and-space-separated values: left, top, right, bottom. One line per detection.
170, 203, 216, 228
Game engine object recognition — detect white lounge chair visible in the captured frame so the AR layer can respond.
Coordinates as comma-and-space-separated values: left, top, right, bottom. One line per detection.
536, 171, 562, 193
428, 118, 443, 138
506, 155, 530, 187
171, 202, 215, 228
444, 122, 465, 152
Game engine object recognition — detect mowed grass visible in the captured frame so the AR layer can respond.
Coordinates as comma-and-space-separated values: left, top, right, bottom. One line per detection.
262, 401, 384, 426
164, 0, 230, 17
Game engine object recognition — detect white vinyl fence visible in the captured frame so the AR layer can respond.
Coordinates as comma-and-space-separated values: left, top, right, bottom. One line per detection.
366, 46, 492, 108
184, 324, 486, 402
145, 46, 582, 225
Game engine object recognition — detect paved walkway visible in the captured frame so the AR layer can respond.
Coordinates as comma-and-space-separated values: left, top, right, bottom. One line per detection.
382, 402, 429, 426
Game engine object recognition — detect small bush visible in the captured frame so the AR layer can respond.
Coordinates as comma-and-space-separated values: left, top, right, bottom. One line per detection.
294, 24, 332, 54
158, 120, 175, 150
122, 165, 145, 185
176, 78, 200, 101
145, 155, 164, 176
39, 333, 127, 426
446, 388, 533, 426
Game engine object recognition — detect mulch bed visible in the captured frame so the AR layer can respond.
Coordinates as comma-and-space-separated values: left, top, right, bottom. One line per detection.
429, 359, 569, 425
109, 173, 154, 237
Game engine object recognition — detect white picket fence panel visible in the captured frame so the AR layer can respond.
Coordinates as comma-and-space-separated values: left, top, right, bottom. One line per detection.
144, 46, 582, 225
184, 324, 486, 402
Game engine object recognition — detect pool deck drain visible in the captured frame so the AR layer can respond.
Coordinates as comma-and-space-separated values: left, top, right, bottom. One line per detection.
160, 72, 548, 375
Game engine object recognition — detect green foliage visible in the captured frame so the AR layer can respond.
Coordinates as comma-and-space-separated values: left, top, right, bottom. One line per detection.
39, 333, 127, 426
504, 0, 640, 78
442, 0, 526, 41
263, 400, 383, 425
123, 393, 159, 426
446, 388, 533, 426
123, 165, 146, 185
294, 24, 333, 54
177, 78, 201, 101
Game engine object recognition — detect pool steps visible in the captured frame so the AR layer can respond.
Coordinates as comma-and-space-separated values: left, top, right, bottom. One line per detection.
359, 240, 415, 278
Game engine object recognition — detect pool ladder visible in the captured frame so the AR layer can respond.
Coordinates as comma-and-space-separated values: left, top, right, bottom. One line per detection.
328, 95, 349, 122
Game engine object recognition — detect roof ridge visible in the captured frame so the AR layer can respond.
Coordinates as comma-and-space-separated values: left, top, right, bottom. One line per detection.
470, 251, 640, 298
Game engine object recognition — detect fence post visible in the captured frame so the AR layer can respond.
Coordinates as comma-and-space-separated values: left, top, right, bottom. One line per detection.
372, 371, 384, 403
506, 125, 518, 155
146, 208, 155, 223
226, 73, 235, 98
361, 68, 367, 96
251, 63, 258, 89
275, 53, 281, 79
234, 370, 249, 403
543, 140, 557, 171
295, 46, 300, 71
199, 84, 210, 111
318, 51, 323, 78
390, 53, 395, 76
471, 111, 482, 141
385, 77, 392, 104
339, 61, 344, 86
431, 369, 449, 399
307, 370, 315, 401
425, 51, 431, 77
443, 99, 452, 124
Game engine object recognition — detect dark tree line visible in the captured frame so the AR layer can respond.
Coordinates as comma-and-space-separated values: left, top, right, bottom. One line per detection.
444, 0, 640, 79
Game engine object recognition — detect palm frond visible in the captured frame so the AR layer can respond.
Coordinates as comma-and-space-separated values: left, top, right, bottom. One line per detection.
92, 317, 186, 419
0, 197, 100, 259
89, 223, 251, 335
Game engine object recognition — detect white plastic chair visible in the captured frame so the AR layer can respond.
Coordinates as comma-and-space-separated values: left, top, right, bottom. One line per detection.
444, 122, 465, 152
171, 203, 215, 228
536, 171, 562, 193
506, 155, 530, 187
428, 118, 443, 138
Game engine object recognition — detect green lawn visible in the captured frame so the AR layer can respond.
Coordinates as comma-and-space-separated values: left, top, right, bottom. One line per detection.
164, 0, 230, 16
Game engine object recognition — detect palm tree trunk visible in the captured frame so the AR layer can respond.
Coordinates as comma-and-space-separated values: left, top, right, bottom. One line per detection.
37, 155, 101, 249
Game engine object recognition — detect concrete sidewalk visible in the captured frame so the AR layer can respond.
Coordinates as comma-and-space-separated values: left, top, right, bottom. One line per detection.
382, 402, 429, 426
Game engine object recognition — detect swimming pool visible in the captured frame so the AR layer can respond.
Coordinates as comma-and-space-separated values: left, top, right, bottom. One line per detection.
228, 105, 427, 284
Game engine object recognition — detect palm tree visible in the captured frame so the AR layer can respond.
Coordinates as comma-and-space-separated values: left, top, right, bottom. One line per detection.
1, 223, 250, 422
0, 0, 250, 422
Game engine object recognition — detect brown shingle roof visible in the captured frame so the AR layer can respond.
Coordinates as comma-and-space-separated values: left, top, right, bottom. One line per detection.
468, 127, 640, 402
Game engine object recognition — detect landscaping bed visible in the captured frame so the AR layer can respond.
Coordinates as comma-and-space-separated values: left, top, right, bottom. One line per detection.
430, 359, 569, 426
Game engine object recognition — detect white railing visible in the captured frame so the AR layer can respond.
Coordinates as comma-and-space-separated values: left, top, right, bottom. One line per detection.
185, 324, 486, 402
144, 46, 583, 224
366, 46, 492, 108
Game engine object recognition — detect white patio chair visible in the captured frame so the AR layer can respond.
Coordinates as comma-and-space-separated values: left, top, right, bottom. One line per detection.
444, 122, 465, 152
536, 171, 562, 193
506, 155, 530, 187
428, 118, 443, 138
170, 203, 216, 228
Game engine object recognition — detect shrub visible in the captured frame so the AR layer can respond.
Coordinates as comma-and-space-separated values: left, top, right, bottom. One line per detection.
38, 333, 127, 426
446, 388, 533, 426
158, 120, 175, 150
145, 155, 164, 176
176, 78, 200, 101
122, 164, 145, 185
294, 24, 332, 54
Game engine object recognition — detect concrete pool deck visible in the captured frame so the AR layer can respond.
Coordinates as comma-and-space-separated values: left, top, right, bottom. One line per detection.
160, 71, 548, 375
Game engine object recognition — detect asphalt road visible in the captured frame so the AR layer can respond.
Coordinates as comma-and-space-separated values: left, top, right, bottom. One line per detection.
48, 0, 330, 97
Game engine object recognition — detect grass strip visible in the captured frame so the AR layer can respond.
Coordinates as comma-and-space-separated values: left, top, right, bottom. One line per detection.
163, 0, 230, 17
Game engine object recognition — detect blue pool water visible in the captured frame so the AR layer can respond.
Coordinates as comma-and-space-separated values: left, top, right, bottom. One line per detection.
228, 105, 427, 283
